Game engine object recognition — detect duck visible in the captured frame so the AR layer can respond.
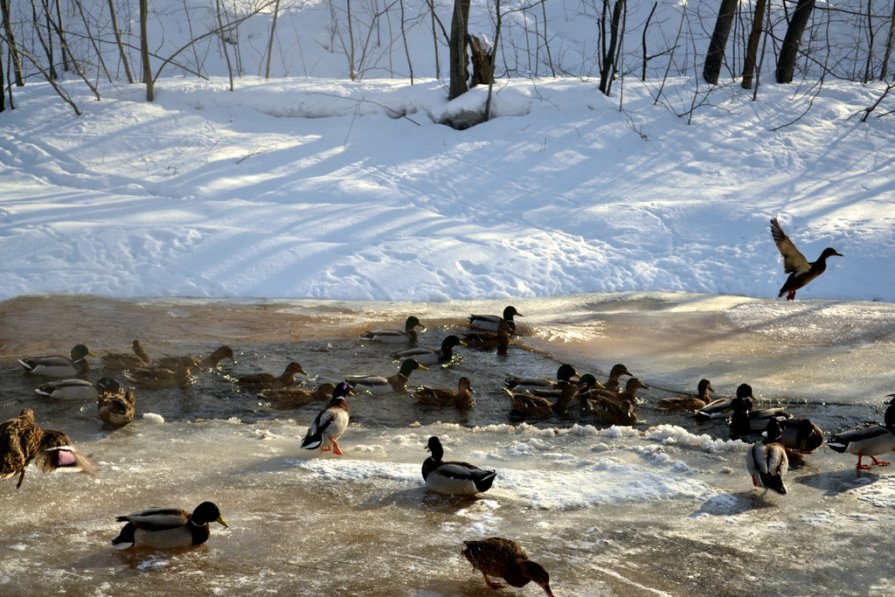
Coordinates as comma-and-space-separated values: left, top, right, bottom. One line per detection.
123, 363, 196, 389
657, 379, 715, 411
770, 216, 843, 300
583, 378, 650, 425
695, 393, 736, 420
111, 501, 229, 550
154, 345, 235, 370
359, 316, 426, 344
301, 382, 354, 456
600, 363, 634, 394
346, 358, 428, 394
101, 340, 151, 371
828, 398, 895, 470
468, 305, 522, 333
462, 537, 554, 596
421, 436, 496, 496
505, 363, 579, 393
34, 376, 121, 401
780, 417, 824, 456
97, 380, 136, 427
746, 418, 789, 495
258, 382, 336, 409
18, 344, 95, 379
729, 383, 790, 437
413, 377, 475, 410
234, 361, 306, 390
505, 383, 580, 418
461, 319, 511, 355
392, 335, 465, 366
1, 408, 96, 488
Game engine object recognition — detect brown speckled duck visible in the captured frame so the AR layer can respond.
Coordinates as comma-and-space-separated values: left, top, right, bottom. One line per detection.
111, 501, 228, 550
584, 377, 650, 425
462, 537, 554, 596
18, 344, 95, 379
97, 379, 136, 427
657, 379, 714, 412
101, 340, 151, 371
155, 345, 235, 370
258, 382, 336, 409
770, 216, 842, 300
600, 363, 633, 394
123, 363, 196, 389
505, 383, 580, 418
235, 361, 306, 390
413, 377, 474, 410
0, 408, 96, 488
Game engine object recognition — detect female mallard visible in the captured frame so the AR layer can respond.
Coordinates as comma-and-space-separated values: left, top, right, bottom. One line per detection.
505, 363, 579, 393
111, 501, 229, 550
301, 382, 354, 456
101, 340, 151, 371
34, 376, 121, 401
259, 382, 336, 409
657, 379, 715, 412
123, 364, 196, 389
1, 408, 96, 488
770, 217, 842, 300
392, 335, 465, 366
359, 316, 426, 344
97, 380, 136, 427
828, 398, 895, 470
583, 378, 650, 425
462, 537, 554, 596
413, 377, 474, 410
346, 358, 428, 394
422, 436, 496, 496
235, 361, 306, 390
505, 384, 580, 418
779, 418, 824, 456
155, 345, 235, 370
18, 344, 95, 379
601, 363, 633, 394
468, 305, 523, 333
747, 418, 789, 495
462, 319, 511, 355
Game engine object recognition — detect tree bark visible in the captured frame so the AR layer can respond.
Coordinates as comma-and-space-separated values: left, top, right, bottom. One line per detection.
599, 0, 625, 96
741, 0, 767, 89
1, 0, 24, 86
703, 0, 738, 84
776, 0, 816, 83
140, 0, 153, 101
448, 0, 471, 100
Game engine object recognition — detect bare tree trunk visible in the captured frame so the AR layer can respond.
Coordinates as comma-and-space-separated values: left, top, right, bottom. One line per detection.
703, 0, 738, 84
75, 0, 113, 82
30, 0, 57, 80
107, 0, 134, 83
0, 37, 5, 111
484, 0, 501, 121
399, 0, 413, 83
448, 0, 470, 100
775, 0, 815, 84
347, 0, 357, 80
215, 0, 234, 90
53, 0, 68, 72
741, 0, 767, 89
599, 0, 625, 96
425, 0, 441, 80
882, 0, 895, 80
641, 1, 657, 81
1, 0, 24, 86
140, 0, 153, 101
264, 0, 280, 78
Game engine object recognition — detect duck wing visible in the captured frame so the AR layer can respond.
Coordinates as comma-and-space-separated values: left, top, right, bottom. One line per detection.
117, 507, 190, 530
770, 217, 810, 274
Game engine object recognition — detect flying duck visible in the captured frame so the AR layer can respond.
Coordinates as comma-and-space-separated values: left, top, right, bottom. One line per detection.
1, 408, 96, 488
468, 305, 522, 333
462, 537, 554, 596
258, 382, 336, 409
346, 358, 428, 394
234, 361, 306, 390
770, 216, 842, 300
101, 340, 151, 371
18, 344, 95, 379
746, 418, 789, 495
301, 382, 354, 456
413, 377, 475, 410
828, 398, 895, 470
421, 436, 496, 496
97, 380, 137, 427
34, 376, 121, 401
392, 335, 465, 366
359, 316, 426, 344
154, 345, 235, 370
462, 319, 512, 355
111, 501, 229, 549
657, 379, 715, 412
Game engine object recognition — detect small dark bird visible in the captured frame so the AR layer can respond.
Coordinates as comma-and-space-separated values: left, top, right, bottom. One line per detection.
770, 217, 842, 300
462, 537, 554, 596
111, 501, 229, 549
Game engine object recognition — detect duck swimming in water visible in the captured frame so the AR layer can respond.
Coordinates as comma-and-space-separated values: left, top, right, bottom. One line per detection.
19, 344, 95, 379
770, 217, 842, 300
359, 316, 426, 344
468, 305, 522, 333
111, 501, 228, 549
392, 335, 465, 366
413, 377, 475, 410
346, 358, 428, 394
658, 379, 714, 412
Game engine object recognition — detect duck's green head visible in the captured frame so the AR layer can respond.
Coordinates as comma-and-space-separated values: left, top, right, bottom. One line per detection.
71, 344, 94, 361
400, 359, 428, 375
556, 363, 579, 382
193, 501, 229, 528
404, 316, 426, 332
578, 374, 599, 388
503, 306, 522, 320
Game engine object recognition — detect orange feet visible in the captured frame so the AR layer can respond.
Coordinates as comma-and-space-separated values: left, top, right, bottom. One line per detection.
871, 456, 890, 467
331, 439, 343, 456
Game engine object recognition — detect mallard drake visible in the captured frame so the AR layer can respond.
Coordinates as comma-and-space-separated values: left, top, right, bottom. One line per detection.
657, 379, 715, 411
506, 363, 579, 392
235, 361, 306, 390
1, 408, 96, 488
359, 316, 426, 344
111, 501, 228, 550
729, 384, 790, 437
154, 345, 235, 370
301, 382, 354, 456
123, 364, 196, 389
34, 377, 118, 401
258, 382, 336, 409
462, 319, 511, 355
97, 380, 136, 427
468, 305, 522, 333
422, 436, 496, 496
505, 383, 580, 418
770, 217, 842, 300
101, 340, 151, 371
346, 358, 428, 394
392, 335, 465, 366
413, 377, 475, 410
747, 418, 789, 495
462, 537, 554, 596
780, 418, 824, 456
828, 398, 895, 470
18, 344, 95, 378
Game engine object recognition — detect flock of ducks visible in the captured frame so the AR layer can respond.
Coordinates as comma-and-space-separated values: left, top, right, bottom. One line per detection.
0, 218, 868, 592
